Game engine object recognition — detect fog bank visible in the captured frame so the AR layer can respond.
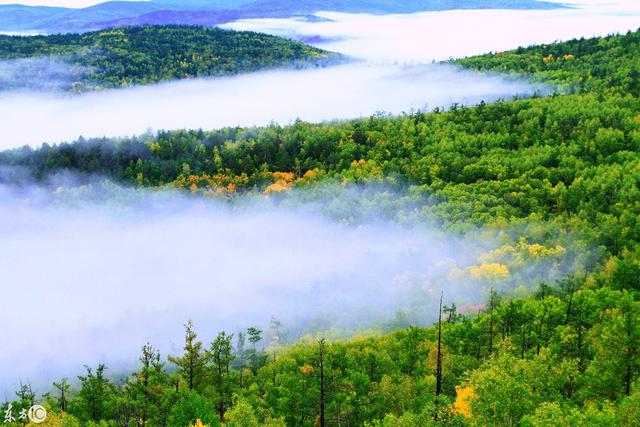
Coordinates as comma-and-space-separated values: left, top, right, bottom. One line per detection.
0, 181, 586, 394
224, 0, 640, 62
4, 0, 639, 148
0, 57, 92, 92
0, 63, 540, 149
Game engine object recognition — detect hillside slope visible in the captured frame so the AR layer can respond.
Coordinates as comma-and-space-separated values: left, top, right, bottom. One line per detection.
455, 28, 640, 95
1, 24, 640, 427
0, 25, 336, 91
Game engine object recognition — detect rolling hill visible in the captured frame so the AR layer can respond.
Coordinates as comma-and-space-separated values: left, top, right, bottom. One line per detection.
0, 25, 338, 91
1, 28, 639, 427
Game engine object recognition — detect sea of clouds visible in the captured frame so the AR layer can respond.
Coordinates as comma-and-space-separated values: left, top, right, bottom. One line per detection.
0, 1, 638, 149
0, 179, 587, 394
0, 63, 542, 149
0, 0, 637, 394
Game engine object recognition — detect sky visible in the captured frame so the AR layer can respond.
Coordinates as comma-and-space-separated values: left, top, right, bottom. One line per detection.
0, 0, 141, 7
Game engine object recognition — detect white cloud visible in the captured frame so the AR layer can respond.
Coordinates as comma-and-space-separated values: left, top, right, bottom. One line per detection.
0, 63, 538, 149
0, 181, 585, 394
224, 0, 640, 62
0, 183, 478, 393
0, 1, 637, 149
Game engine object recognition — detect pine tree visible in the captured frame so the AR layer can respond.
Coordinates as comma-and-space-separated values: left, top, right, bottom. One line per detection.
77, 364, 113, 421
247, 327, 263, 376
168, 320, 208, 392
318, 338, 326, 427
15, 382, 35, 411
52, 378, 70, 412
130, 342, 166, 425
208, 331, 235, 421
434, 291, 443, 421
236, 331, 246, 388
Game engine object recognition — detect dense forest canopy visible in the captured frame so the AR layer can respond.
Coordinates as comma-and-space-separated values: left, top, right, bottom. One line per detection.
2, 28, 640, 427
454, 28, 640, 96
0, 25, 335, 91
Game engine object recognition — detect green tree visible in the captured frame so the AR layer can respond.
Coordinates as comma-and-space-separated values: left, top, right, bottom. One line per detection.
76, 364, 114, 422
582, 291, 640, 399
169, 320, 209, 392
128, 342, 167, 425
207, 331, 235, 421
52, 378, 71, 412
167, 391, 219, 427
246, 327, 263, 376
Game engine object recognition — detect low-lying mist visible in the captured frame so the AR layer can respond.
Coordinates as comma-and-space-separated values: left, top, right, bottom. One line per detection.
0, 57, 91, 92
0, 179, 591, 395
2, 0, 639, 150
223, 0, 640, 62
0, 62, 542, 149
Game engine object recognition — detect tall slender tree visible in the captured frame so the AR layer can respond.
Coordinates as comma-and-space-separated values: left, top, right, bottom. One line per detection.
236, 331, 246, 388
52, 378, 70, 412
15, 382, 35, 411
77, 364, 113, 421
130, 342, 165, 425
247, 327, 263, 376
487, 288, 500, 354
168, 320, 208, 392
434, 291, 443, 421
208, 331, 235, 421
318, 338, 326, 427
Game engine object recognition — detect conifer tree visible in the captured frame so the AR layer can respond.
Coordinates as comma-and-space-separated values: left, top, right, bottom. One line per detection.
168, 320, 208, 392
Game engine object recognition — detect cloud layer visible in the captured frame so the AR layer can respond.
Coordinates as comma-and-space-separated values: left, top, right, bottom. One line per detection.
1, 0, 639, 149
0, 63, 539, 149
0, 182, 478, 394
224, 0, 640, 62
0, 179, 590, 394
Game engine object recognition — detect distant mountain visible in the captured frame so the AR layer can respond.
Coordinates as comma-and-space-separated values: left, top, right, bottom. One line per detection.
152, 0, 254, 9
89, 0, 564, 31
0, 0, 564, 33
0, 2, 160, 32
235, 0, 564, 15
86, 10, 242, 30
0, 4, 67, 30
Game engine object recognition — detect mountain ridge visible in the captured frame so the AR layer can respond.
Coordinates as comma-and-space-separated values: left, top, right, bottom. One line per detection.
0, 0, 566, 33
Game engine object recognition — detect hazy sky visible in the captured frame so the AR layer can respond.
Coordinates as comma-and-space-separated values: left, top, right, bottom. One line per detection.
0, 0, 141, 7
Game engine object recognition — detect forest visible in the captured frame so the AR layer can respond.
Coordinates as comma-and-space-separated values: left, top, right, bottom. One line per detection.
0, 26, 334, 91
1, 29, 640, 427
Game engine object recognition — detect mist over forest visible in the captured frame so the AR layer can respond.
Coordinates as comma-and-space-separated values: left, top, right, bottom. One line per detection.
0, 177, 593, 394
0, 1, 640, 426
